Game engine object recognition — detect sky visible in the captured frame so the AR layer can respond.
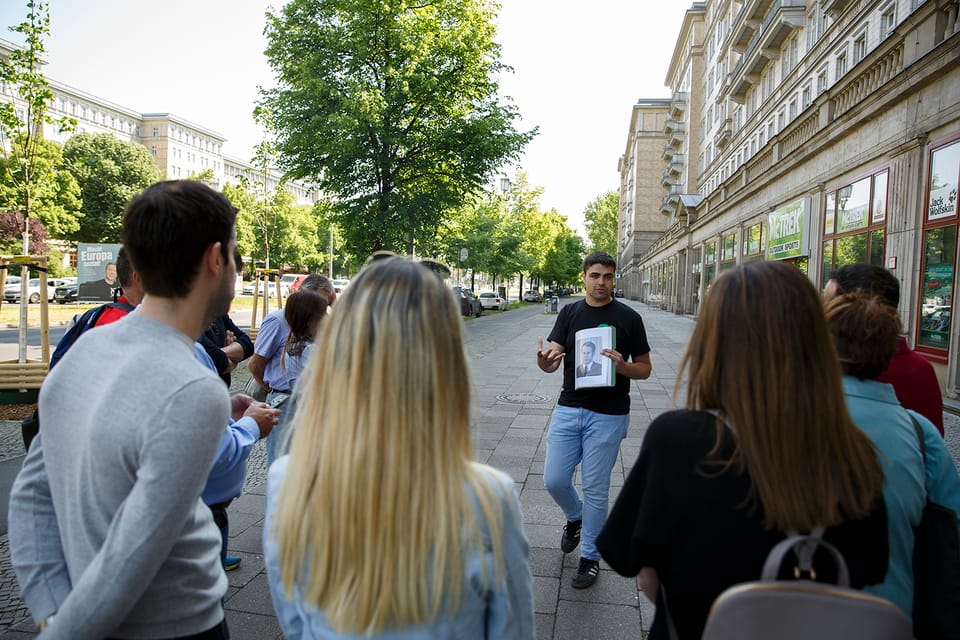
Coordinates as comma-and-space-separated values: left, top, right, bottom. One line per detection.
0, 1, 690, 236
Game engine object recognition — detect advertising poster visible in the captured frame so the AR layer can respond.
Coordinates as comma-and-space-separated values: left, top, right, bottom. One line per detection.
77, 243, 122, 302
767, 198, 809, 260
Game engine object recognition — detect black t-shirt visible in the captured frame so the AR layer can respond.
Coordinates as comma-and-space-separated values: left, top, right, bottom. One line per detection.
597, 409, 889, 640
547, 298, 650, 415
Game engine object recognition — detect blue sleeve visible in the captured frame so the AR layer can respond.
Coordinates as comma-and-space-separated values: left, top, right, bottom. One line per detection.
206, 417, 260, 478
912, 410, 960, 536
254, 314, 283, 359
263, 457, 305, 638
8, 434, 72, 624
484, 473, 534, 639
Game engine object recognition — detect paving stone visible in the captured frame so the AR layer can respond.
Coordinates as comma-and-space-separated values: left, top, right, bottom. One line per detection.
224, 573, 275, 616
553, 600, 641, 640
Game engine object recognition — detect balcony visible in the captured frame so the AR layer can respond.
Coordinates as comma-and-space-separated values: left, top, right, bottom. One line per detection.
714, 118, 733, 149
729, 0, 774, 52
661, 168, 676, 189
662, 143, 675, 162
668, 153, 684, 174
668, 123, 685, 148
661, 193, 680, 216
726, 0, 806, 102
670, 92, 688, 118
822, 0, 853, 18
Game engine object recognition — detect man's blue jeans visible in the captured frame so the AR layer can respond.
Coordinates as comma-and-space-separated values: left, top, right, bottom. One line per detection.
544, 405, 629, 561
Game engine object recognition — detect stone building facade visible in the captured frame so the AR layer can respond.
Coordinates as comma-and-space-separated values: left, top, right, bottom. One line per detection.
624, 0, 960, 397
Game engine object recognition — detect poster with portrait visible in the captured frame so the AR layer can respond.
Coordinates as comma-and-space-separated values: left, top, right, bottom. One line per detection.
77, 243, 122, 302
574, 325, 616, 389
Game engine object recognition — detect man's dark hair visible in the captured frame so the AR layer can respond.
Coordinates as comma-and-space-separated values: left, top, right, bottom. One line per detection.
116, 248, 134, 290
829, 263, 899, 308
121, 180, 236, 298
583, 251, 616, 273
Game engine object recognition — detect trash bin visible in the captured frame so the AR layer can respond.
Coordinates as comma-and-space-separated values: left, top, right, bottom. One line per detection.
549, 296, 559, 313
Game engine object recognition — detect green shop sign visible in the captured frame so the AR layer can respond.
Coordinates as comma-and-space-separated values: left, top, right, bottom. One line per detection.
767, 198, 809, 260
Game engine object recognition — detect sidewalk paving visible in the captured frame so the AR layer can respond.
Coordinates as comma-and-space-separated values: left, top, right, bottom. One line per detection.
0, 298, 957, 638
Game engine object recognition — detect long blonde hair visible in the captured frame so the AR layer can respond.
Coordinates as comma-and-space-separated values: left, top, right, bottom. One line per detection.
273, 257, 508, 634
679, 261, 883, 532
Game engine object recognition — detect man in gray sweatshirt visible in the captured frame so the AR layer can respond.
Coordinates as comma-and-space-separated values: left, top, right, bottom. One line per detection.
9, 180, 240, 639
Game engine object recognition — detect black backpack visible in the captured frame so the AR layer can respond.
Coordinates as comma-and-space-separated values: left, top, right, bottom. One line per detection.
21, 300, 135, 450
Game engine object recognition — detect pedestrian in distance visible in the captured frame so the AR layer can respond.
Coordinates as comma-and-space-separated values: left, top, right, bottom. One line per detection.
597, 260, 890, 640
823, 290, 960, 622
536, 250, 652, 589
248, 273, 335, 467
263, 256, 534, 638
8, 180, 240, 639
824, 263, 945, 436
280, 288, 328, 393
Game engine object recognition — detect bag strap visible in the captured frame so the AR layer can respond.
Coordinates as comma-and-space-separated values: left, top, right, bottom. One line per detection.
761, 527, 851, 586
908, 413, 932, 503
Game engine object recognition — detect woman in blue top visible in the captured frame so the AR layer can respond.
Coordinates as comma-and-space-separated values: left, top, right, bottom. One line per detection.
281, 288, 328, 392
263, 256, 534, 639
824, 291, 960, 620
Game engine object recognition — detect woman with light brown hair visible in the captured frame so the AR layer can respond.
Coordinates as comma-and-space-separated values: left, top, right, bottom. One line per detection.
263, 256, 534, 638
598, 260, 889, 640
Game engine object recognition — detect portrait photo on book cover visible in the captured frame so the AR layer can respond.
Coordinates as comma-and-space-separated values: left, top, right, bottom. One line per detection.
575, 338, 605, 378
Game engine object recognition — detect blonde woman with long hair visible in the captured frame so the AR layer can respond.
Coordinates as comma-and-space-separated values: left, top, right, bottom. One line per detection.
263, 257, 534, 638
597, 260, 889, 640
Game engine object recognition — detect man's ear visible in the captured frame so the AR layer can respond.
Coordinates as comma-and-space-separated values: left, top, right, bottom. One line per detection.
204, 241, 224, 276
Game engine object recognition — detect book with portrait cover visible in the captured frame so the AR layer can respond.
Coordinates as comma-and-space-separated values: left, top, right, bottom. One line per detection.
574, 325, 616, 389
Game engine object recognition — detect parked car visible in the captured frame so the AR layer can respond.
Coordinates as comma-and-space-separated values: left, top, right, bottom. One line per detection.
522, 290, 542, 303
614, 288, 625, 298
242, 281, 279, 297
5, 277, 76, 304
332, 278, 350, 293
450, 286, 482, 317
55, 282, 79, 304
478, 291, 507, 311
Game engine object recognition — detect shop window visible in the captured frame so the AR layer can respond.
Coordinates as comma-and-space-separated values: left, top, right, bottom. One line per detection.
704, 240, 717, 291
743, 222, 766, 261
918, 138, 960, 353
720, 233, 737, 271
919, 226, 956, 349
822, 170, 888, 280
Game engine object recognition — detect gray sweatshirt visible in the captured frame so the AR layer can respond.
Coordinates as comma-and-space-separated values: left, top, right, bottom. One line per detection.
8, 312, 230, 639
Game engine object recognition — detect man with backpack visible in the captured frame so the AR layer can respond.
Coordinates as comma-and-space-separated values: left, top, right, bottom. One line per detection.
20, 247, 143, 451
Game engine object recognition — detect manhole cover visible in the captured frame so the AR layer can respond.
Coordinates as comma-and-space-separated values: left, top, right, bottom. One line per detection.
496, 393, 549, 404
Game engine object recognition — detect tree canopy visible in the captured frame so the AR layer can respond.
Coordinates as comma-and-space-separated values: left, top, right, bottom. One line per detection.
61, 133, 160, 242
0, 0, 74, 254
584, 190, 619, 258
259, 0, 533, 258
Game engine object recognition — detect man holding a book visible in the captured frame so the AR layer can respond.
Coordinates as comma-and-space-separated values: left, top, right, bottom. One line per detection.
536, 251, 652, 589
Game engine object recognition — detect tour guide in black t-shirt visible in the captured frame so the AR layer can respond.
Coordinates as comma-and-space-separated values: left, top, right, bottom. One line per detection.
536, 251, 651, 589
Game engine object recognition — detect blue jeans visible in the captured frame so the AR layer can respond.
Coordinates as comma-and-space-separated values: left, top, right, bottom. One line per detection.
544, 405, 629, 561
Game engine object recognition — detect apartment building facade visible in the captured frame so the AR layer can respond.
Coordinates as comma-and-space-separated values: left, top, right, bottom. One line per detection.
624, 0, 960, 396
0, 38, 317, 206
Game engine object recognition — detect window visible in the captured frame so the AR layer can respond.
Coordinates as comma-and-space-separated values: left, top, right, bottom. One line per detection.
743, 222, 766, 261
704, 240, 717, 292
720, 231, 738, 271
802, 83, 812, 109
817, 66, 829, 94
152, 126, 159, 137
822, 171, 888, 288
835, 47, 848, 78
807, 6, 821, 49
853, 29, 868, 63
881, 3, 897, 37
150, 145, 157, 157
789, 98, 798, 121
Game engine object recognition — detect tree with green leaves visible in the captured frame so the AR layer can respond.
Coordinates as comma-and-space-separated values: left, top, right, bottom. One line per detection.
583, 190, 619, 258
259, 0, 534, 258
0, 0, 74, 254
0, 137, 82, 238
61, 133, 160, 242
